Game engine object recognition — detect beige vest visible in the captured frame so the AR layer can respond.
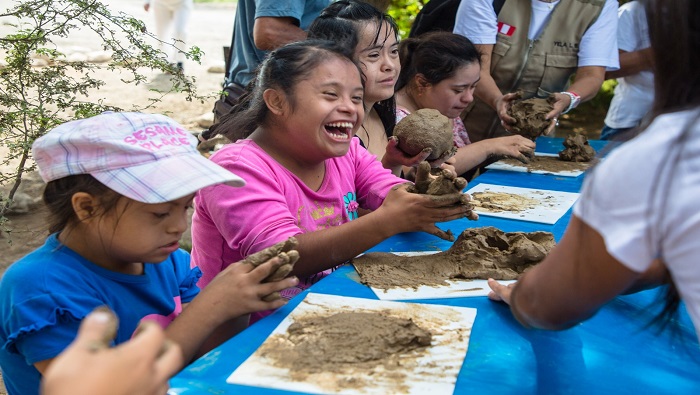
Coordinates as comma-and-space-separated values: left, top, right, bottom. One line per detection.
463, 0, 605, 142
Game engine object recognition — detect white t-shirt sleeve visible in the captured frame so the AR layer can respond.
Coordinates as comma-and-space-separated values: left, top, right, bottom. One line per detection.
453, 0, 497, 44
574, 111, 700, 274
578, 0, 620, 69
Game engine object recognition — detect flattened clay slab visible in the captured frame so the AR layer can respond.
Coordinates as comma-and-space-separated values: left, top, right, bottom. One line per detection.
352, 227, 554, 300
227, 293, 477, 395
465, 183, 580, 224
485, 152, 593, 177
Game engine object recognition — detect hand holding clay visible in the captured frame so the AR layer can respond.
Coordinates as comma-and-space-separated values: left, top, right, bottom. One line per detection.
382, 135, 433, 170
377, 183, 471, 242
200, 246, 300, 319
241, 237, 300, 301
487, 135, 536, 164
505, 93, 556, 139
405, 161, 478, 241
496, 92, 520, 132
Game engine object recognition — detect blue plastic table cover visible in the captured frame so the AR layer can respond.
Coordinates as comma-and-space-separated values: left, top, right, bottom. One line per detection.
169, 137, 700, 395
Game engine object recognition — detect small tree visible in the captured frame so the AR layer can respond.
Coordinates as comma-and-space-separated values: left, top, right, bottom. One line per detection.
0, 0, 206, 224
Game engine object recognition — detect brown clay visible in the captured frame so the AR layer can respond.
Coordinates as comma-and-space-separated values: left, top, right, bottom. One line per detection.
394, 108, 457, 161
258, 312, 432, 374
406, 161, 479, 241
507, 95, 555, 139
559, 133, 596, 162
241, 237, 299, 301
353, 226, 555, 290
497, 155, 593, 173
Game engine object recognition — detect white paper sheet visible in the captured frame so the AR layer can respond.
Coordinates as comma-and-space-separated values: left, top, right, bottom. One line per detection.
356, 251, 516, 301
485, 152, 590, 177
466, 183, 579, 224
227, 293, 477, 395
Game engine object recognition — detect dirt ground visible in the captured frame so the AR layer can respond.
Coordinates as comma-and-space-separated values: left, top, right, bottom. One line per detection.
0, 0, 236, 268
0, 0, 605, 391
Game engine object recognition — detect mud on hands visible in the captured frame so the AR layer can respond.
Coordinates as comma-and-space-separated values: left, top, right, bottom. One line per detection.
241, 237, 300, 302
407, 161, 479, 241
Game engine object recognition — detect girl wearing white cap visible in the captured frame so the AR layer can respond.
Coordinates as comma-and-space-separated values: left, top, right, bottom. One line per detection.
0, 112, 299, 395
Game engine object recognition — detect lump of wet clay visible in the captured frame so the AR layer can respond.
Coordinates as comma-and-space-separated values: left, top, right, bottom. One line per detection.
394, 108, 457, 162
406, 161, 479, 241
353, 226, 555, 290
507, 95, 555, 139
241, 237, 299, 301
559, 133, 596, 162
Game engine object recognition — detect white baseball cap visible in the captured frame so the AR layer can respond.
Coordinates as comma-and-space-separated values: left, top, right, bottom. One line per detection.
32, 112, 245, 203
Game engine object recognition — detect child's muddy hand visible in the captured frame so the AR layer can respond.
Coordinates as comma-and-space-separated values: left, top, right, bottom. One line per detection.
241, 237, 298, 267
430, 227, 455, 242
264, 261, 296, 282
515, 153, 530, 164
383, 136, 432, 168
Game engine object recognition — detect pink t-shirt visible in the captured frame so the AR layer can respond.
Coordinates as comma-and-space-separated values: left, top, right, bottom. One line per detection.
396, 106, 471, 148
191, 138, 405, 300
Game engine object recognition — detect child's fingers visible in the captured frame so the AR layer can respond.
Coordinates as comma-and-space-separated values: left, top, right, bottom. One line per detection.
421, 193, 466, 207
430, 227, 455, 241
241, 237, 299, 268
248, 256, 285, 281
74, 307, 119, 352
260, 276, 299, 301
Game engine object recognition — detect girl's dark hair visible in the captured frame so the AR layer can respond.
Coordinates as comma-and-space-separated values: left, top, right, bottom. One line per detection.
647, 0, 700, 117
308, 0, 400, 136
396, 31, 481, 92
644, 0, 700, 326
215, 40, 358, 142
43, 174, 122, 234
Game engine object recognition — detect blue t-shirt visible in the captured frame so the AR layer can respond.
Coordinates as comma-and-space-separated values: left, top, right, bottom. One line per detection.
0, 233, 201, 395
227, 0, 331, 87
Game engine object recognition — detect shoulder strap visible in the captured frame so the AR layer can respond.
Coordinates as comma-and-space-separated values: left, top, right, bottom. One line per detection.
409, 0, 462, 37
493, 0, 506, 15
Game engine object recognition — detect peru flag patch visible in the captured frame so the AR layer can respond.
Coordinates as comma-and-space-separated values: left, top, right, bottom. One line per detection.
497, 22, 516, 36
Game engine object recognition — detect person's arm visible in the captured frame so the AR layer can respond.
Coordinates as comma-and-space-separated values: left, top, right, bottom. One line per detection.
487, 215, 665, 330
451, 135, 535, 175
291, 184, 470, 278
605, 48, 654, 80
473, 44, 504, 112
545, 65, 607, 122
253, 17, 307, 51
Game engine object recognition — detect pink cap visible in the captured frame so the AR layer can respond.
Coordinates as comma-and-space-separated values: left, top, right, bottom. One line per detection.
32, 112, 245, 203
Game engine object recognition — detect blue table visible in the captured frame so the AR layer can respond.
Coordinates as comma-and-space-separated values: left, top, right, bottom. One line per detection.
170, 137, 700, 395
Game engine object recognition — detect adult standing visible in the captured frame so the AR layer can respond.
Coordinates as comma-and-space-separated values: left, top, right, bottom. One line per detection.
226, 0, 331, 92
600, 0, 654, 141
207, 0, 331, 128
144, 0, 193, 72
454, 0, 620, 142
488, 0, 700, 339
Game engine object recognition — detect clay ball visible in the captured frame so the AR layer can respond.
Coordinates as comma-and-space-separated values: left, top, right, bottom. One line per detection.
394, 108, 454, 161
507, 96, 555, 139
